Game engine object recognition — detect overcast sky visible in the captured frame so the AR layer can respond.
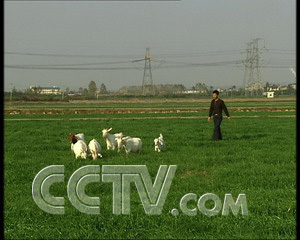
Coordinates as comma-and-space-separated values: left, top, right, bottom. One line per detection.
4, 0, 296, 91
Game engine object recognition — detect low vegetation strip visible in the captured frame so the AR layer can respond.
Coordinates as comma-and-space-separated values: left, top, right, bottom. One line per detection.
5, 97, 296, 104
4, 115, 295, 121
5, 107, 296, 115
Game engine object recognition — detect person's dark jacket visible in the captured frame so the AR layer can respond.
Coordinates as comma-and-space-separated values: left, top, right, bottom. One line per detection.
208, 98, 230, 117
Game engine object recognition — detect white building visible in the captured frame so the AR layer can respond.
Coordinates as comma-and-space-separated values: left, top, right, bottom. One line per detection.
266, 91, 275, 98
288, 83, 296, 90
179, 90, 200, 94
30, 86, 61, 95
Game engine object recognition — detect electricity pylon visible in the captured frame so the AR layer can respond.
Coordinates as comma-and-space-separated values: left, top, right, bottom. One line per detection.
142, 48, 154, 95
242, 38, 267, 95
290, 67, 296, 78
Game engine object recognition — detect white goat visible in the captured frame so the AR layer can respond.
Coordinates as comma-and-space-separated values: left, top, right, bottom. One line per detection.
69, 134, 88, 159
102, 128, 123, 150
75, 133, 85, 142
88, 139, 102, 160
116, 136, 142, 154
154, 133, 165, 152
69, 133, 86, 151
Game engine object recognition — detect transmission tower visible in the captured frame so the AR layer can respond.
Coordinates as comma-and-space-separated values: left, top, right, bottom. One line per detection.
290, 67, 296, 78
142, 48, 154, 95
242, 38, 267, 95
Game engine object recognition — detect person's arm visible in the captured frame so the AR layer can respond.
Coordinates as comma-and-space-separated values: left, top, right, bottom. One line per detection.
222, 100, 230, 117
208, 100, 213, 117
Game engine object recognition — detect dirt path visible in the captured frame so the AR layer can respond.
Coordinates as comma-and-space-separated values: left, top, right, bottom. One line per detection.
4, 115, 295, 121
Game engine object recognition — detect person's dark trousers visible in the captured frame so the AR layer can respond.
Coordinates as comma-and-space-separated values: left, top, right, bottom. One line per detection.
213, 114, 223, 140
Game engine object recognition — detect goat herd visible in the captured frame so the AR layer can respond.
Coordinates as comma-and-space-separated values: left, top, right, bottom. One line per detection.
69, 128, 165, 160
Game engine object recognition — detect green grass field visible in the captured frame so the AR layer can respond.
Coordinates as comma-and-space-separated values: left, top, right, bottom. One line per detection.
4, 99, 296, 109
4, 100, 296, 239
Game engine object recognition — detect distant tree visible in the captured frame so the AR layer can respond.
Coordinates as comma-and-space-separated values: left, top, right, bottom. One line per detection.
12, 86, 17, 93
88, 81, 97, 96
157, 84, 186, 94
82, 88, 89, 96
173, 84, 186, 92
287, 84, 295, 95
25, 88, 32, 94
65, 87, 70, 94
195, 83, 208, 93
78, 87, 83, 93
265, 82, 270, 91
118, 85, 142, 95
99, 83, 108, 94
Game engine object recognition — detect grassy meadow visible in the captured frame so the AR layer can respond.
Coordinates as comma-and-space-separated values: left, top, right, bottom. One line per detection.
4, 99, 296, 239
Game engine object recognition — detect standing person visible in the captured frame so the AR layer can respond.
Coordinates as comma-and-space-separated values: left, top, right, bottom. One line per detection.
208, 90, 231, 140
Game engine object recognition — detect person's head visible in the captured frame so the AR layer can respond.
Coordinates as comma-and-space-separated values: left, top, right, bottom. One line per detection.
212, 90, 219, 99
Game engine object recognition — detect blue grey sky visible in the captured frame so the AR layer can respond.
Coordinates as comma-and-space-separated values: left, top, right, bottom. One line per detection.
4, 0, 296, 91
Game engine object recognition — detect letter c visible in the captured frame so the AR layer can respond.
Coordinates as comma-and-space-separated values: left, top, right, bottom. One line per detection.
32, 165, 65, 214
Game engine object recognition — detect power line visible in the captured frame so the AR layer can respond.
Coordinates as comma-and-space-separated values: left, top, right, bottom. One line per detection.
6, 49, 294, 58
5, 51, 143, 59
5, 46, 295, 73
8, 60, 136, 67
157, 59, 244, 66
3, 49, 249, 59
154, 50, 244, 58
5, 62, 294, 71
4, 59, 243, 70
5, 65, 136, 70
267, 49, 295, 52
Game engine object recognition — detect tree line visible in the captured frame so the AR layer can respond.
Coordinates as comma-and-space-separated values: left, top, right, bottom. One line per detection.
4, 80, 296, 101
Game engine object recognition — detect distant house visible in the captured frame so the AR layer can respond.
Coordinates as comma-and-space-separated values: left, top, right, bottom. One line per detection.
30, 86, 61, 95
67, 91, 82, 96
265, 91, 275, 98
267, 85, 280, 91
288, 83, 296, 90
278, 85, 288, 91
180, 89, 200, 94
